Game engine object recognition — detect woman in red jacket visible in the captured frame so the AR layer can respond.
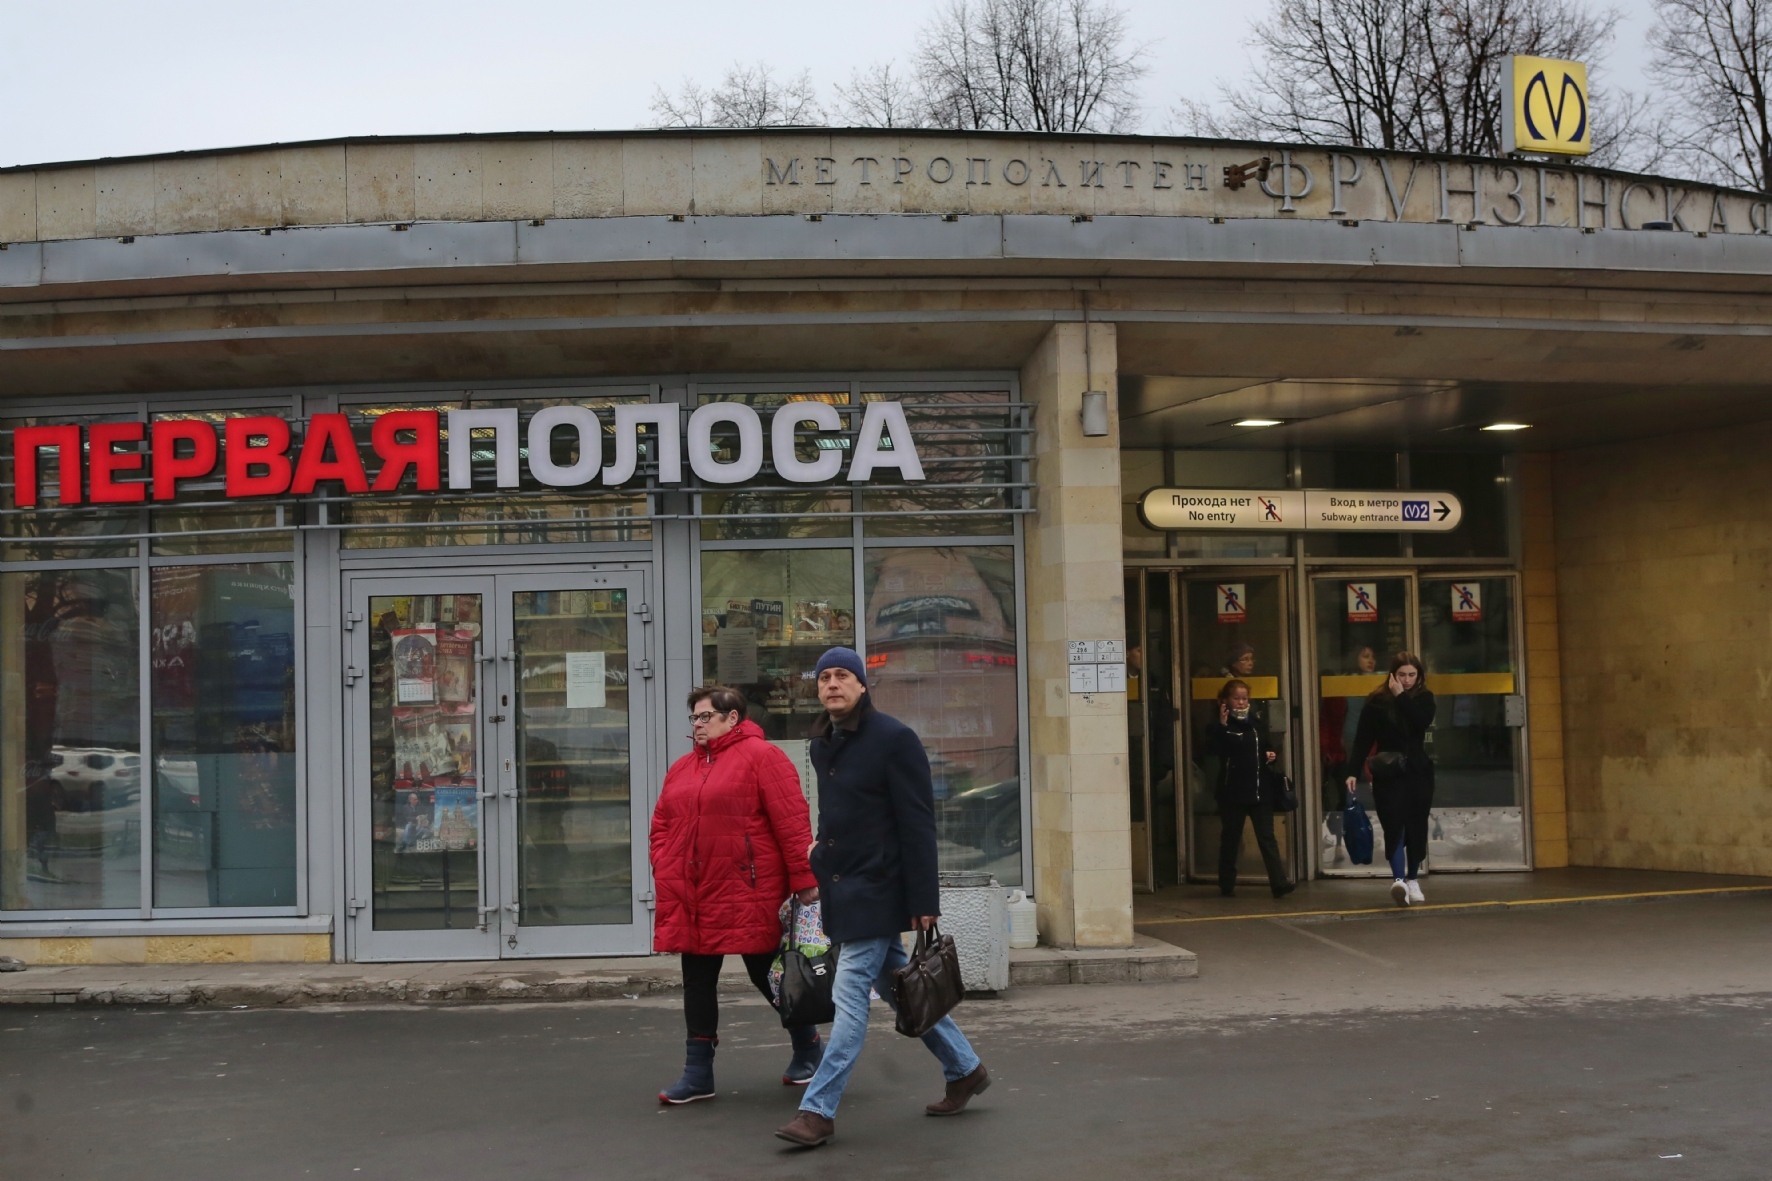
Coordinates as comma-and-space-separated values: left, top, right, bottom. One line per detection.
650, 685, 821, 1105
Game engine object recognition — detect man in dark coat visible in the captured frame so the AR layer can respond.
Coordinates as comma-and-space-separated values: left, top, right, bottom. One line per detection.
774, 647, 990, 1148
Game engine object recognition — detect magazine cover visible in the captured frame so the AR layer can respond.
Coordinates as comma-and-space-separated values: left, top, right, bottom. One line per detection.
432, 786, 480, 852
442, 717, 476, 776
393, 706, 452, 783
390, 627, 438, 704
724, 599, 753, 629
436, 627, 475, 703
752, 599, 784, 640
393, 786, 436, 853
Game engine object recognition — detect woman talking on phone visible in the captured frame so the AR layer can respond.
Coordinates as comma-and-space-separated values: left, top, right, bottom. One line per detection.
1345, 653, 1437, 907
1208, 679, 1292, 899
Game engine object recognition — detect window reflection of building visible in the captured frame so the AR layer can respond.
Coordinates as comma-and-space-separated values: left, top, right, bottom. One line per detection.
1, 568, 142, 912
864, 547, 1020, 884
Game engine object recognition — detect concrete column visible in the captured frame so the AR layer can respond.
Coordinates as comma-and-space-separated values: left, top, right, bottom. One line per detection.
1520, 455, 1570, 869
1020, 322, 1134, 948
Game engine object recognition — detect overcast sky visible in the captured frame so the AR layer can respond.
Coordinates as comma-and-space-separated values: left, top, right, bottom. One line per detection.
0, 0, 1663, 168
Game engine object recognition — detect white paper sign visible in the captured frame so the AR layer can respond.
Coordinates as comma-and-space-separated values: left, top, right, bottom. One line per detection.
1094, 662, 1127, 692
716, 627, 759, 684
1069, 664, 1099, 693
1067, 640, 1097, 664
564, 651, 606, 709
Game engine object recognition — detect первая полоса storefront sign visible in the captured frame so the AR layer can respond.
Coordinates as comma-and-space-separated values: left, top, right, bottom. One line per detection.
7, 401, 926, 507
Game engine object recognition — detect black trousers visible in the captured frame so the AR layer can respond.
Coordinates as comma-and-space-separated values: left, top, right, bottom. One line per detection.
681, 952, 777, 1040
1372, 766, 1435, 879
1218, 800, 1289, 894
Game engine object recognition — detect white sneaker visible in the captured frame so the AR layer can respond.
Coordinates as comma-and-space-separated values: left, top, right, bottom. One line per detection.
1390, 878, 1409, 907
1405, 880, 1425, 904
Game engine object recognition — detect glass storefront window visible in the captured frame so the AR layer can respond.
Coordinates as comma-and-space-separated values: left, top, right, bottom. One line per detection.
2, 415, 143, 562
699, 549, 856, 739
698, 391, 853, 540
150, 563, 298, 908
863, 546, 1021, 885
862, 392, 1017, 538
1, 568, 142, 911
339, 397, 652, 548
148, 410, 294, 556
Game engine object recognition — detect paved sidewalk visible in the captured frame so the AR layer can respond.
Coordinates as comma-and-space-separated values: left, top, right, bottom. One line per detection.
0, 938, 1199, 1008
1135, 866, 1772, 930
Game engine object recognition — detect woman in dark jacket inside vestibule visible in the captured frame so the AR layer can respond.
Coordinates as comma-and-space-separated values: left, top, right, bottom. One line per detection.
1345, 652, 1437, 908
1207, 679, 1292, 899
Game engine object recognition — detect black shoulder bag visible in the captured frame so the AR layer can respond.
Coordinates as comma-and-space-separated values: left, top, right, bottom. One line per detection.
776, 901, 839, 1028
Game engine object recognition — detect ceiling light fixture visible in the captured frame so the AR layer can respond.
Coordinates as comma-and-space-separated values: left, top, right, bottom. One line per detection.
1234, 418, 1284, 428
1481, 422, 1532, 432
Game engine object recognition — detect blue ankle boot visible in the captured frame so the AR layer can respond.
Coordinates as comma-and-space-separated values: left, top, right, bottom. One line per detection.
782, 1026, 823, 1086
659, 1037, 716, 1104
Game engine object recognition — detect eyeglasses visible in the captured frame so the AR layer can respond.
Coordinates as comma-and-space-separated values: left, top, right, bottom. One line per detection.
688, 710, 730, 725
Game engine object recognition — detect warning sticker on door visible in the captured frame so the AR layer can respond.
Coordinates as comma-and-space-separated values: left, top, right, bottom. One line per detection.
1451, 582, 1482, 622
1346, 583, 1379, 623
1217, 584, 1247, 623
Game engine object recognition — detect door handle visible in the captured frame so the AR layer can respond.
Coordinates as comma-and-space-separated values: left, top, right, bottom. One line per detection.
487, 714, 506, 723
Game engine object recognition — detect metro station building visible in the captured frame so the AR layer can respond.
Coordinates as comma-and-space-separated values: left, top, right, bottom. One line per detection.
0, 129, 1767, 965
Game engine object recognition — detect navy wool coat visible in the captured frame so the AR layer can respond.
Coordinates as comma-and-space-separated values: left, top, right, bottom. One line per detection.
806, 697, 941, 943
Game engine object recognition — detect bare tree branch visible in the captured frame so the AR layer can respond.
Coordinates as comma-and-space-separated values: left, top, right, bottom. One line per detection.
1184, 0, 1641, 158
649, 62, 825, 128
833, 62, 929, 127
916, 0, 1148, 132
1647, 0, 1772, 189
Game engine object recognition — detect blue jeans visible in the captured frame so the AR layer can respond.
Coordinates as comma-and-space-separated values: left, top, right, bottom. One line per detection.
798, 934, 981, 1120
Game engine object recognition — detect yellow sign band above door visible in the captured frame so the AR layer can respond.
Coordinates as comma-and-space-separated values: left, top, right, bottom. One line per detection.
1192, 676, 1281, 700
1502, 55, 1591, 156
1318, 672, 1516, 697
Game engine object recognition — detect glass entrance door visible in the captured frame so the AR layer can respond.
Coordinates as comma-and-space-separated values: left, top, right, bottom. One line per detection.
1311, 574, 1413, 876
346, 568, 652, 961
1179, 574, 1296, 884
1417, 575, 1527, 869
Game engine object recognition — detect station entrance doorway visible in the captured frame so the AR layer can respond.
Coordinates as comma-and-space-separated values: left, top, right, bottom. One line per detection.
1125, 567, 1531, 891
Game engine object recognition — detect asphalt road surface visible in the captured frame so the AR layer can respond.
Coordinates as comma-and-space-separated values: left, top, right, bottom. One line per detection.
4, 896, 1769, 1181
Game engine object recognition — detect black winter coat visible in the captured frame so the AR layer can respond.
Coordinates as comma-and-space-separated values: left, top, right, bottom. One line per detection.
807, 697, 941, 943
1207, 714, 1270, 807
1346, 689, 1437, 779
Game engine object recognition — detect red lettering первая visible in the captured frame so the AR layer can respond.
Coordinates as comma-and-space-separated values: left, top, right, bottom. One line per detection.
226, 416, 294, 497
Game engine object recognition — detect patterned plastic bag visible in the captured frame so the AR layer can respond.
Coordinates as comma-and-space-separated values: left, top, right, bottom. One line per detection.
768, 897, 832, 1003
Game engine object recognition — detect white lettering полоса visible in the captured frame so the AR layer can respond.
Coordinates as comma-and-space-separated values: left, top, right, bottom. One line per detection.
525, 406, 602, 487
687, 402, 765, 485
446, 408, 520, 490
603, 404, 683, 486
847, 402, 925, 482
771, 402, 845, 483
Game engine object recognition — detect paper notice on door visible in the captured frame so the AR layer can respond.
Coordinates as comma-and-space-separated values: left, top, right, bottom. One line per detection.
564, 651, 607, 709
717, 626, 759, 684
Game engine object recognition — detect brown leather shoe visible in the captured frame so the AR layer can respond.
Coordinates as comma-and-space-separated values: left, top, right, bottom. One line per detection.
774, 1110, 835, 1147
925, 1063, 991, 1116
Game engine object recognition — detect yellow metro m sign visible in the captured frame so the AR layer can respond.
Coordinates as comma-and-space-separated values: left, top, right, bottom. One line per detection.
1501, 55, 1591, 156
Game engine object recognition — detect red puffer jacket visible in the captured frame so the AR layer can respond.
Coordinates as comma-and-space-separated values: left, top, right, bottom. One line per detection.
650, 719, 817, 955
